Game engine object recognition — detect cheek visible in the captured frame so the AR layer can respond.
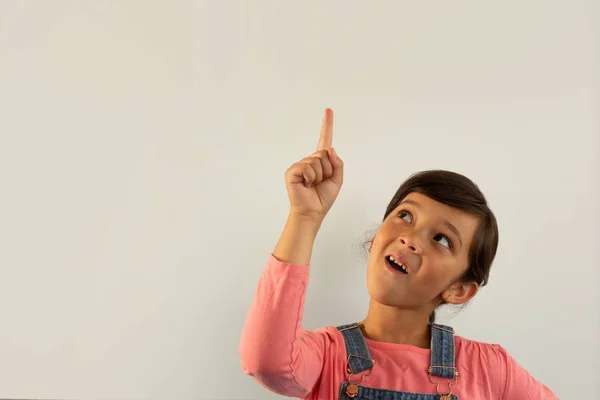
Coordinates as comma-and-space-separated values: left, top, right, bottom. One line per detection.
374, 221, 396, 240
422, 258, 470, 293
416, 259, 452, 287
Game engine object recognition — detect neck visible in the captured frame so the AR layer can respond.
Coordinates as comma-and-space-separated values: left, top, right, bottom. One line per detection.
359, 299, 432, 349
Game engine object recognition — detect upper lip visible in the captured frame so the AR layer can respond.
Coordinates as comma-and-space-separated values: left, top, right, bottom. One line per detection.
386, 252, 412, 273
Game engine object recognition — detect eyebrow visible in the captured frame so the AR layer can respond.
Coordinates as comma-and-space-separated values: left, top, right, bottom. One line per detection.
399, 199, 463, 247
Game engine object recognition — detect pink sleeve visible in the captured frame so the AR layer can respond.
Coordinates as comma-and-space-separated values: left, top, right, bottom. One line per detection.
498, 346, 558, 399
238, 254, 327, 398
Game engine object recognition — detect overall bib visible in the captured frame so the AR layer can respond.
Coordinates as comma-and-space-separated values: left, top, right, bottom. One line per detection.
336, 322, 459, 400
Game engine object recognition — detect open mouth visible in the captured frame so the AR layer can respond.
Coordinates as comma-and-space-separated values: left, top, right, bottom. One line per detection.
385, 255, 408, 274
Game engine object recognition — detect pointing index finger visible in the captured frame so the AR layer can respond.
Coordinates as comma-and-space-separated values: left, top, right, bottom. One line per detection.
317, 108, 334, 151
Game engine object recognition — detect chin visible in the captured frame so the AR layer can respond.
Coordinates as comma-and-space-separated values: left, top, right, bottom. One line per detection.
366, 279, 404, 307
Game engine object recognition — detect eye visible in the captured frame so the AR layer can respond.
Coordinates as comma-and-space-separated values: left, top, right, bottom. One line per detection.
398, 210, 453, 250
398, 210, 412, 222
434, 233, 452, 250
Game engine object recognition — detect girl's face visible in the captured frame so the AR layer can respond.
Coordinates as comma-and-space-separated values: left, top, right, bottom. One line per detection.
367, 192, 480, 311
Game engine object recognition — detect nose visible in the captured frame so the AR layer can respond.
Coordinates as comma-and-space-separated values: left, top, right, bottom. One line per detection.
398, 237, 421, 254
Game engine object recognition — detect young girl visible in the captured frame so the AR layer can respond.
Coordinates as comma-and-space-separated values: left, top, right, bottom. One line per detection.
239, 109, 557, 399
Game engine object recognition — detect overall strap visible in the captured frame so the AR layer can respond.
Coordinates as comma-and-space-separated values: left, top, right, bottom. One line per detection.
336, 323, 374, 374
429, 322, 457, 379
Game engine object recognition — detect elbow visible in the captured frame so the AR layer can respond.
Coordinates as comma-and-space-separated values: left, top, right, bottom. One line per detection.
238, 354, 308, 398
238, 331, 268, 376
238, 341, 281, 377
238, 348, 259, 376
238, 322, 288, 376
238, 343, 307, 396
238, 315, 309, 396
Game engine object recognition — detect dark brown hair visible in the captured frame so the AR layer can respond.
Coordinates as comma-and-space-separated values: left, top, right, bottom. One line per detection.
366, 170, 499, 323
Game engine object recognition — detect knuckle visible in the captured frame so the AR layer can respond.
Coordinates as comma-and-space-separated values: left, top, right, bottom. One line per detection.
304, 162, 316, 173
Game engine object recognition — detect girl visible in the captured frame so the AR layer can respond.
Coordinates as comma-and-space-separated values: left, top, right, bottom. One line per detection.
239, 109, 557, 399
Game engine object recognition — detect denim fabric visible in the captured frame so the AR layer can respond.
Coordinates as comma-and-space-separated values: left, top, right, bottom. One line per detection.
337, 381, 458, 400
336, 323, 458, 400
429, 324, 456, 379
337, 323, 375, 373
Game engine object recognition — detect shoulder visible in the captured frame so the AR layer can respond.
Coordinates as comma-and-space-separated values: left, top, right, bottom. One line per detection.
454, 335, 508, 390
455, 335, 511, 365
313, 324, 350, 344
454, 336, 557, 398
455, 335, 505, 354
306, 324, 362, 358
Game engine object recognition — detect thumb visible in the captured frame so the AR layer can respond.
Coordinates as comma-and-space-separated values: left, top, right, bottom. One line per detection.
329, 147, 344, 186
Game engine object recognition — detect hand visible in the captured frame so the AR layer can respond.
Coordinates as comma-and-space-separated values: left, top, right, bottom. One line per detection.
284, 108, 344, 220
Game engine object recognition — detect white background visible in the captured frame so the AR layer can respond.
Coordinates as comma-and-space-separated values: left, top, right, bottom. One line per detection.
0, 1, 597, 399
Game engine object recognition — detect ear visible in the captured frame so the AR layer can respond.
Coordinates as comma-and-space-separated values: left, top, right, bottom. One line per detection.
442, 281, 479, 305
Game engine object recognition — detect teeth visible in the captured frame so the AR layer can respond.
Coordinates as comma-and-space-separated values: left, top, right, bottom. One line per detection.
389, 256, 408, 273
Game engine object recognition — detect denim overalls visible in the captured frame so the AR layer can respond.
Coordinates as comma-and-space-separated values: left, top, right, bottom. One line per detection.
336, 322, 459, 400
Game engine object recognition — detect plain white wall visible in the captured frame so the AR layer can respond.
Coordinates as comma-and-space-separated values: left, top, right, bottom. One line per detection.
0, 1, 597, 399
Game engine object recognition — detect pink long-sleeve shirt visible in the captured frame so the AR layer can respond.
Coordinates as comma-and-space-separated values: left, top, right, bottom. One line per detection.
239, 254, 558, 399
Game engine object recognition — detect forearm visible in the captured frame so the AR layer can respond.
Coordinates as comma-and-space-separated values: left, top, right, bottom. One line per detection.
272, 212, 323, 266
